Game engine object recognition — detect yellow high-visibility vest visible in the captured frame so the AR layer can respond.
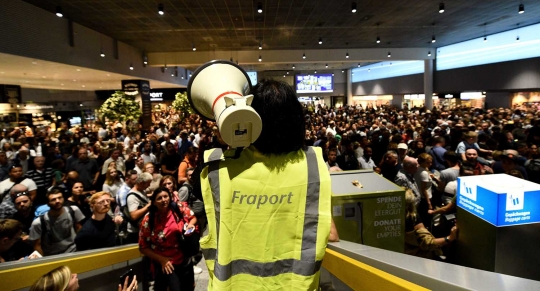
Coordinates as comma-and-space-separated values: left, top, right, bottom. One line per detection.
200, 146, 331, 291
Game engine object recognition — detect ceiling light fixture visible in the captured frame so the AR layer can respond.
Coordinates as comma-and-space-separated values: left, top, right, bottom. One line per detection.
292, 64, 295, 69
257, 2, 263, 13
357, 63, 361, 67
192, 43, 196, 51
428, 51, 432, 56
345, 42, 349, 58
286, 71, 289, 74
100, 49, 105, 57
158, 3, 164, 15
143, 52, 148, 65
341, 70, 344, 73
352, 72, 354, 76
319, 37, 322, 45
129, 63, 134, 70
259, 41, 262, 50
432, 35, 436, 43
518, 3, 524, 14
388, 52, 391, 58
439, 3, 445, 13
55, 6, 63, 17
303, 53, 306, 59
325, 64, 328, 68
332, 73, 334, 76
376, 36, 381, 44
259, 55, 262, 62
314, 70, 317, 73
516, 36, 520, 42
352, 2, 357, 13
171, 72, 175, 77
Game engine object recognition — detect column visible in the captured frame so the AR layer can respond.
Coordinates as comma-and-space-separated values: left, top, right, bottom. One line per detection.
424, 59, 434, 110
346, 69, 353, 105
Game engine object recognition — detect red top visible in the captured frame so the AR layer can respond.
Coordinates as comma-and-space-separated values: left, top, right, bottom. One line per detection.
139, 202, 196, 265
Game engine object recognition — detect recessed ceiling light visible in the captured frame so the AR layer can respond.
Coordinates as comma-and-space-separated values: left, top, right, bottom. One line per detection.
106, 74, 110, 76
257, 2, 263, 13
55, 6, 63, 17
319, 37, 322, 45
439, 3, 445, 13
158, 3, 164, 15
519, 3, 524, 14
0, 72, 5, 74
76, 69, 81, 71
82, 85, 85, 88
351, 2, 357, 13
32, 62, 37, 65
42, 76, 46, 78
73, 79, 77, 81
61, 83, 64, 86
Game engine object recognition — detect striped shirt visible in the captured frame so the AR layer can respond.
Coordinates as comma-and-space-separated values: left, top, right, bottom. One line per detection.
25, 168, 54, 189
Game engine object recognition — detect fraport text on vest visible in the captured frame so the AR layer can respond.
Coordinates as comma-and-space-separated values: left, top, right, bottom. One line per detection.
232, 191, 293, 209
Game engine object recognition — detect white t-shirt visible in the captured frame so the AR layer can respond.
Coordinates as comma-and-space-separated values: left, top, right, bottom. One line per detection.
126, 190, 149, 233
0, 178, 37, 195
141, 153, 156, 165
414, 167, 432, 199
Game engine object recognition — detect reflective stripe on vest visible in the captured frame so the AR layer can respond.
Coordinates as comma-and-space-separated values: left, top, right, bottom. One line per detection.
205, 147, 322, 281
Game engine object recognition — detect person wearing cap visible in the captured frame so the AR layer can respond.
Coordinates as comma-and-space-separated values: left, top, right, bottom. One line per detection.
397, 143, 409, 165
10, 185, 34, 234
0, 165, 37, 219
492, 149, 529, 180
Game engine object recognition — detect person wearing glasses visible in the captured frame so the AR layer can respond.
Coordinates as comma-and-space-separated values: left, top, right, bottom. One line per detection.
75, 192, 122, 251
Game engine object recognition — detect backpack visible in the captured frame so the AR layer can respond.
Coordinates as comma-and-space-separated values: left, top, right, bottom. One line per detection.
180, 183, 204, 218
40, 206, 77, 241
121, 192, 148, 228
526, 159, 540, 172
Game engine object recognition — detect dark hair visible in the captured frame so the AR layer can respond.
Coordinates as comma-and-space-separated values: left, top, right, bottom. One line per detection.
250, 79, 305, 155
148, 187, 172, 231
46, 188, 63, 199
460, 162, 476, 175
443, 150, 459, 164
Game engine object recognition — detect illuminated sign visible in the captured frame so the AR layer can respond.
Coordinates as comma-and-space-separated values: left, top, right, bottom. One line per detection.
149, 92, 164, 101
457, 174, 540, 227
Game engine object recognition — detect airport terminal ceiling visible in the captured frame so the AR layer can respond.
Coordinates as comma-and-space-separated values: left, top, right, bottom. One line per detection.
19, 0, 540, 72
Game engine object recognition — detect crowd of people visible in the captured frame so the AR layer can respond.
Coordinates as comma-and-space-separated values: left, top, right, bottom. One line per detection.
1, 95, 540, 287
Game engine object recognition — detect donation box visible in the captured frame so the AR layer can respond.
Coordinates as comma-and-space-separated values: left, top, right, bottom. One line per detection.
331, 170, 405, 253
455, 174, 540, 281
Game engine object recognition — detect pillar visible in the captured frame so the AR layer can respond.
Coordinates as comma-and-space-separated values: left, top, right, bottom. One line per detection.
424, 59, 434, 110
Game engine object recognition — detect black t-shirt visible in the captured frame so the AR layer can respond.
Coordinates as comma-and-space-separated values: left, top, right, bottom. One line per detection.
64, 199, 91, 225
75, 215, 117, 251
163, 153, 181, 174
13, 212, 35, 234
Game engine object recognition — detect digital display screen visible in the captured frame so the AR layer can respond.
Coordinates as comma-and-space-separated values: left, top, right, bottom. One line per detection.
296, 74, 333, 93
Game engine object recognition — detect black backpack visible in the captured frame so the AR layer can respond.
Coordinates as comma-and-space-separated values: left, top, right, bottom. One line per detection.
121, 192, 148, 228
40, 206, 77, 241
180, 183, 204, 218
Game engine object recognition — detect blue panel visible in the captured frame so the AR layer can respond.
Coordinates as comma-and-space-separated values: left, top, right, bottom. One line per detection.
457, 179, 498, 226
351, 61, 424, 83
246, 71, 257, 86
436, 23, 540, 71
497, 190, 540, 227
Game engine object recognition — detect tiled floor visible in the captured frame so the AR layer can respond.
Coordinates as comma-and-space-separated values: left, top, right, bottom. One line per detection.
194, 258, 209, 291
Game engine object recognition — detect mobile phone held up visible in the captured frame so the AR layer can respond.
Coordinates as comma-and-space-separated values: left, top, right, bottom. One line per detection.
185, 227, 194, 235
119, 269, 134, 286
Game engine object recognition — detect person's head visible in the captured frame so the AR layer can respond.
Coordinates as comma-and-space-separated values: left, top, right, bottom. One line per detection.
51, 159, 65, 170
18, 146, 29, 159
135, 172, 153, 191
66, 171, 79, 182
46, 189, 65, 210
29, 265, 78, 291
89, 192, 112, 215
250, 79, 305, 155
433, 136, 446, 147
0, 219, 23, 252
460, 162, 475, 176
443, 150, 459, 166
0, 151, 7, 165
144, 162, 155, 174
165, 142, 175, 154
403, 156, 419, 175
327, 148, 338, 163
150, 187, 171, 212
404, 189, 417, 219
397, 143, 408, 156
136, 156, 144, 168
33, 156, 46, 169
8, 164, 23, 181
186, 167, 195, 183
185, 146, 197, 160
71, 181, 84, 197
13, 190, 32, 214
417, 153, 432, 168
464, 131, 478, 143
105, 168, 119, 185
160, 175, 177, 192
465, 149, 479, 163
110, 149, 120, 160
77, 147, 88, 161
143, 142, 151, 153
123, 170, 138, 188
501, 149, 519, 172
364, 147, 373, 159
384, 151, 398, 165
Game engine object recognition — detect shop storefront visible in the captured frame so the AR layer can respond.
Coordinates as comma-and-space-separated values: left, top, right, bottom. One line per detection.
511, 92, 540, 108
460, 92, 486, 108
352, 95, 393, 108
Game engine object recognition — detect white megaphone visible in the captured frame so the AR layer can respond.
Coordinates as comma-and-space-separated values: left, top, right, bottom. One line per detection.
188, 60, 262, 148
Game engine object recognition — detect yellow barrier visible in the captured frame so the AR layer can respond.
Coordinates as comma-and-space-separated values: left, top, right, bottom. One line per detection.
322, 248, 430, 291
0, 245, 142, 290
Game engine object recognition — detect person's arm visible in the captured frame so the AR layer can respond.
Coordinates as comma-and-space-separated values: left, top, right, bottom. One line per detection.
420, 173, 432, 210
74, 222, 83, 233
178, 161, 188, 184
329, 218, 339, 242
33, 239, 44, 256
414, 223, 458, 246
161, 163, 174, 175
139, 247, 174, 274
93, 170, 100, 186
129, 203, 150, 222
428, 201, 455, 215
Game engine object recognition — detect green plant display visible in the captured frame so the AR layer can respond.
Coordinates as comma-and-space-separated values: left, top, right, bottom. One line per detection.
98, 91, 142, 122
172, 91, 194, 115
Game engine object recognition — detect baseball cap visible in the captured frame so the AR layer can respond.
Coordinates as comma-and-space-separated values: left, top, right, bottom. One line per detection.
397, 143, 408, 150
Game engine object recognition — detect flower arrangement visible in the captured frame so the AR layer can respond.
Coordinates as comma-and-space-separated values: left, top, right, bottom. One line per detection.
98, 91, 142, 122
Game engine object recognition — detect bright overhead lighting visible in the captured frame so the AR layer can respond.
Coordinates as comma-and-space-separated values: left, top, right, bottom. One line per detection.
432, 35, 436, 43
158, 3, 164, 15
351, 2, 357, 13
518, 3, 524, 14
129, 63, 134, 70
257, 2, 263, 13
55, 6, 63, 17
259, 55, 262, 62
319, 37, 322, 45
332, 73, 334, 76
286, 71, 289, 74
100, 49, 105, 57
302, 53, 306, 59
259, 41, 262, 50
428, 51, 432, 56
376, 36, 380, 44
314, 70, 317, 73
292, 64, 295, 69
171, 73, 175, 77
341, 70, 344, 73
484, 36, 487, 42
357, 63, 361, 67
325, 64, 328, 68
439, 3, 445, 13
388, 52, 391, 58
345, 52, 349, 58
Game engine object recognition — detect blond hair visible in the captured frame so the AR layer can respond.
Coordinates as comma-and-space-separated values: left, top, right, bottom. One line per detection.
30, 266, 71, 291
405, 189, 417, 220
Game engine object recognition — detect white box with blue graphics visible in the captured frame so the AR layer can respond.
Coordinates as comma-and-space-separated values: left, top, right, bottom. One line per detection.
457, 174, 540, 227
